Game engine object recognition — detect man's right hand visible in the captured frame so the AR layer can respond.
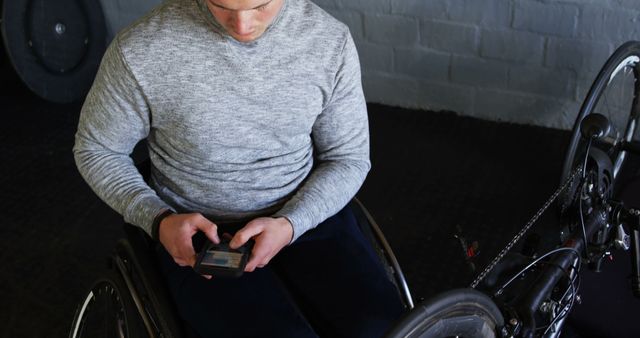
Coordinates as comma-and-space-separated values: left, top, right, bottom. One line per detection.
158, 213, 220, 268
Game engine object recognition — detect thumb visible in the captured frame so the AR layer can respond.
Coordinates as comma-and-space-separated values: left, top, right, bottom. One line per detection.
230, 222, 262, 249
195, 218, 220, 244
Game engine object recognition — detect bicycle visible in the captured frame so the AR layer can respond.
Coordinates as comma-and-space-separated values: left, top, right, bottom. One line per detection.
385, 41, 640, 338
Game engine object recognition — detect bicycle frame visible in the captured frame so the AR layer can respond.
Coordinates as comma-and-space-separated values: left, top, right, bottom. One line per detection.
488, 127, 640, 338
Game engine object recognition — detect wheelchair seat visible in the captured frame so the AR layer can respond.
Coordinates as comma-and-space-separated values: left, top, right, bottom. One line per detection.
69, 199, 413, 338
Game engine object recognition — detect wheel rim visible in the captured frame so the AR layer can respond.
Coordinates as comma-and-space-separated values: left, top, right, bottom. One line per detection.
561, 41, 640, 210
605, 55, 639, 178
385, 289, 503, 338
70, 281, 128, 338
1, 0, 107, 103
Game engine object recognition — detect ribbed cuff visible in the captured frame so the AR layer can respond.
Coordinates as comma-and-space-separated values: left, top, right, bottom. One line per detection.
151, 209, 175, 241
273, 206, 313, 243
124, 194, 174, 237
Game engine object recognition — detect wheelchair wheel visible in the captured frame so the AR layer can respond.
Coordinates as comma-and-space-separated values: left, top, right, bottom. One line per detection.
560, 41, 640, 210
384, 289, 504, 338
69, 264, 145, 338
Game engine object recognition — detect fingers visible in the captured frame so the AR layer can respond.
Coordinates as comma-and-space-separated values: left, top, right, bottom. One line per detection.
174, 236, 197, 267
233, 217, 293, 272
245, 242, 273, 272
229, 221, 263, 249
193, 215, 220, 244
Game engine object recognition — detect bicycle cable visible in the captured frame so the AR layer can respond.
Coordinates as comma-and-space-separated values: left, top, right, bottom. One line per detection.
493, 247, 581, 296
540, 266, 579, 336
578, 138, 593, 257
470, 166, 583, 289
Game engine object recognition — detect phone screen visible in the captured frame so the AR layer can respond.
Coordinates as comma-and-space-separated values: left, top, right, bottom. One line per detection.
201, 248, 243, 268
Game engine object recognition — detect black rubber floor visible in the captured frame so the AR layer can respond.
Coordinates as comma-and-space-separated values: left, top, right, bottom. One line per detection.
1, 83, 639, 337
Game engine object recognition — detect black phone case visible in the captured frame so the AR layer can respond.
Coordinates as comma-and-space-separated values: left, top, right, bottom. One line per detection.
194, 239, 253, 278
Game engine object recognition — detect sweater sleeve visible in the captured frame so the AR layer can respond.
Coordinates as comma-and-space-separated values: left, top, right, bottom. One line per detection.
274, 32, 371, 242
73, 38, 174, 236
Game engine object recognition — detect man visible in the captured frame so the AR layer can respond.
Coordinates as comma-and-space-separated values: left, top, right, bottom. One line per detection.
74, 0, 405, 336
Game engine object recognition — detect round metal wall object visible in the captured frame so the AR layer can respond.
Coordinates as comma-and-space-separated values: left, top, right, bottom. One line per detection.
1, 0, 107, 103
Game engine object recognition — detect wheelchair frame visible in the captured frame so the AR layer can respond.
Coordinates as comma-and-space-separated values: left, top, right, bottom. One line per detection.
70, 198, 414, 338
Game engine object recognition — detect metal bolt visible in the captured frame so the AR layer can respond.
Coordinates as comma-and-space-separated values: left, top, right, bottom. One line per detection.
55, 22, 66, 35
509, 318, 518, 326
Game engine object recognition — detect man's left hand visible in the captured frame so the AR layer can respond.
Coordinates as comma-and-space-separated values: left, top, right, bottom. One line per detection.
229, 217, 293, 272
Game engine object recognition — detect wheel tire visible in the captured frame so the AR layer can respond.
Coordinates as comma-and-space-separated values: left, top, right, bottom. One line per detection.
560, 41, 640, 210
68, 263, 145, 338
384, 288, 503, 338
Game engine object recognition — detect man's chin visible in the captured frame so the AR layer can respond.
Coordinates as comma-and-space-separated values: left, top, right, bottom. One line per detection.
232, 32, 259, 43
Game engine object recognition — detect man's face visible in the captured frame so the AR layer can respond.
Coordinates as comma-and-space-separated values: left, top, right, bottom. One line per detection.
205, 0, 284, 42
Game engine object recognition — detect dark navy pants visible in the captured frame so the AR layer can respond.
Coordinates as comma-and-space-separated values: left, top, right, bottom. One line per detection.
156, 205, 406, 338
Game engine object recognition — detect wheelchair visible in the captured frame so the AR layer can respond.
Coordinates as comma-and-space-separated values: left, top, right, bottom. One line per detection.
70, 39, 640, 338
69, 198, 415, 338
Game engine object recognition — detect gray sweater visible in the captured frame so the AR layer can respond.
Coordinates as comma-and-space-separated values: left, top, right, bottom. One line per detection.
73, 0, 370, 242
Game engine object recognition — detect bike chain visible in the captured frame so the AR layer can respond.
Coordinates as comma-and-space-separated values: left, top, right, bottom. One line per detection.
469, 166, 583, 289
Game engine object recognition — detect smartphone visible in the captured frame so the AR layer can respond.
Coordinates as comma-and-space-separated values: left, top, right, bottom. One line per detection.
194, 238, 253, 278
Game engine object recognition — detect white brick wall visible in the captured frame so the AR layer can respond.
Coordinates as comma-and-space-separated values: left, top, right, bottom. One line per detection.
99, 0, 163, 39
98, 0, 640, 129
315, 0, 640, 129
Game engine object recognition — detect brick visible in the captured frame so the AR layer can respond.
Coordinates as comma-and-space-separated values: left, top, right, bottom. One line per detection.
326, 10, 364, 40
355, 41, 393, 72
394, 48, 450, 82
480, 29, 545, 64
575, 71, 599, 102
362, 72, 421, 106
421, 20, 479, 55
362, 72, 474, 114
364, 14, 419, 45
617, 0, 640, 10
101, 0, 163, 37
540, 0, 606, 4
558, 101, 583, 129
451, 55, 509, 88
391, 0, 448, 20
577, 6, 640, 42
474, 88, 573, 128
508, 66, 576, 99
447, 0, 511, 29
553, 0, 640, 11
335, 0, 390, 13
545, 38, 612, 73
513, 0, 578, 37
416, 80, 475, 114
310, 0, 336, 10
